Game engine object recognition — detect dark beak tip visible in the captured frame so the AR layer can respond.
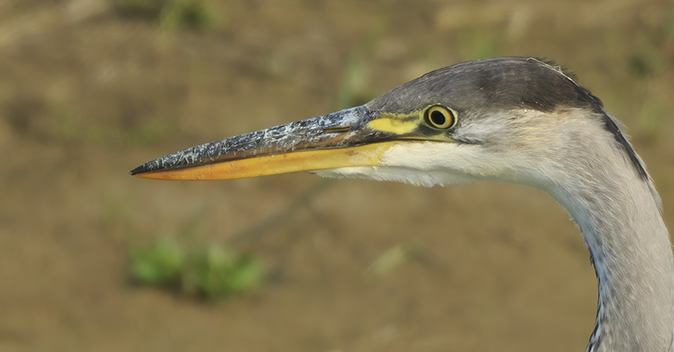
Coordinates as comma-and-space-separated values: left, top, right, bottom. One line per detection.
130, 164, 150, 176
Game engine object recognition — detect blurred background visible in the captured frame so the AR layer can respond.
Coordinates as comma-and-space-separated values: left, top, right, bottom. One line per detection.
1, 0, 673, 351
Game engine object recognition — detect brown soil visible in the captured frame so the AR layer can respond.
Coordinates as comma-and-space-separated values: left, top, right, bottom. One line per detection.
1, 0, 674, 351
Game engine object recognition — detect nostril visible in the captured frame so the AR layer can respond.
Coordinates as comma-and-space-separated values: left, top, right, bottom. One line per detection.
322, 126, 352, 133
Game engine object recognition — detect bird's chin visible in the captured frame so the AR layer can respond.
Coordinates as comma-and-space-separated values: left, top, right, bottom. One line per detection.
311, 166, 473, 187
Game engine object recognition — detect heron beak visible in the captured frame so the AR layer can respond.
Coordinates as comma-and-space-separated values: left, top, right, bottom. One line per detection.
130, 106, 403, 180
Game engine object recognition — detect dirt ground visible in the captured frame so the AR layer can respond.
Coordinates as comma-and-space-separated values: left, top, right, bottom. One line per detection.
1, 0, 674, 351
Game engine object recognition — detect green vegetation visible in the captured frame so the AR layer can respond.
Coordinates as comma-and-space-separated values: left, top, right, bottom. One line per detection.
333, 18, 387, 110
364, 244, 426, 278
115, 0, 218, 29
159, 0, 217, 33
130, 236, 183, 286
182, 245, 261, 299
129, 236, 262, 300
334, 54, 371, 110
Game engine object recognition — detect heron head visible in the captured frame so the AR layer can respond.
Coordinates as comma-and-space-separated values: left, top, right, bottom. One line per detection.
131, 57, 645, 191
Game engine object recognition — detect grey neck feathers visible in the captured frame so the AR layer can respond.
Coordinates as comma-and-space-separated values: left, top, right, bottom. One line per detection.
545, 119, 674, 351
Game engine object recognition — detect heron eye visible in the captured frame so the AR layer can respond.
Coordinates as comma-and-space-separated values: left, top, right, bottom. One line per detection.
424, 105, 456, 129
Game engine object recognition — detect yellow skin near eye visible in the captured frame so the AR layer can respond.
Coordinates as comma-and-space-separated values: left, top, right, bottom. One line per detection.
425, 105, 456, 129
366, 106, 458, 136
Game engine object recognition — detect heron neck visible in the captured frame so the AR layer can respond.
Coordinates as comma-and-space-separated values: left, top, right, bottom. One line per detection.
549, 170, 674, 351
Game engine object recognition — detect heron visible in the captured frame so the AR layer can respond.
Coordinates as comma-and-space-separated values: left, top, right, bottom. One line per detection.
131, 57, 674, 351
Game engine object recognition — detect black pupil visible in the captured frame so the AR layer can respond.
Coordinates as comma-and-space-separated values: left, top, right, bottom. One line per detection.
430, 110, 447, 126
